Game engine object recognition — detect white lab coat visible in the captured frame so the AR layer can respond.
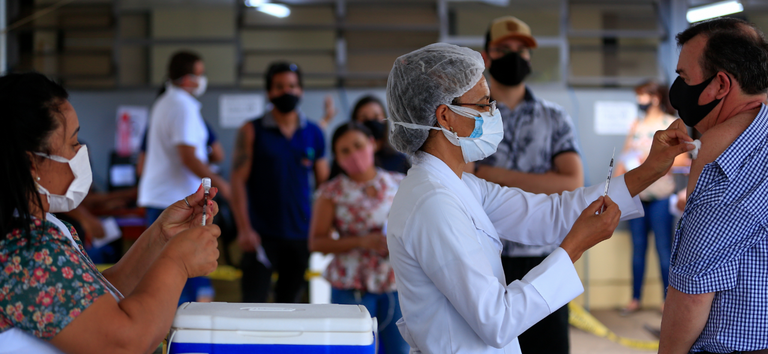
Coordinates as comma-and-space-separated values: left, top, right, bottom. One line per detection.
387, 153, 643, 354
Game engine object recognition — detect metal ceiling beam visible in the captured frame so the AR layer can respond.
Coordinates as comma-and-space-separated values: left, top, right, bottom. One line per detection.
278, 0, 435, 6
568, 0, 658, 3
1, 0, 6, 75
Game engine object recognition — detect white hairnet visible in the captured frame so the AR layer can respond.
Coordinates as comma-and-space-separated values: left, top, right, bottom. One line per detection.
386, 43, 486, 155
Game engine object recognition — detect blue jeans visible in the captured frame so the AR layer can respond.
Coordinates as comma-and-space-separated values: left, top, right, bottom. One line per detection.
331, 289, 409, 354
628, 198, 673, 300
146, 207, 214, 305
144, 207, 164, 229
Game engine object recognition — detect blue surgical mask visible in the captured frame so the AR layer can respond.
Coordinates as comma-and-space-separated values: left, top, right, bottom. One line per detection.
393, 104, 504, 163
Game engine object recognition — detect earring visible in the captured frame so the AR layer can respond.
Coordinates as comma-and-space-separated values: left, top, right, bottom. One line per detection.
36, 176, 40, 181
450, 127, 455, 133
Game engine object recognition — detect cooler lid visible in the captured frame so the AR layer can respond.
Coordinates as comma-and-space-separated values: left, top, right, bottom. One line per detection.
172, 302, 373, 333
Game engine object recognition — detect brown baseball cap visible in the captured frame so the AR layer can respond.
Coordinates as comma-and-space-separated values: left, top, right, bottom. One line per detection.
487, 16, 537, 49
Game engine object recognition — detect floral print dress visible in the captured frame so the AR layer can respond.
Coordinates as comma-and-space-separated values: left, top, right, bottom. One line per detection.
317, 169, 404, 294
1, 214, 121, 341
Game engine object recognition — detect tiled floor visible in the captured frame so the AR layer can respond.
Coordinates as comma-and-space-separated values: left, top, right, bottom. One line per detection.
572, 308, 663, 354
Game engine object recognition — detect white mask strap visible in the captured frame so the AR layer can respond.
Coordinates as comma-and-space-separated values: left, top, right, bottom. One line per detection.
34, 151, 70, 163
391, 121, 442, 131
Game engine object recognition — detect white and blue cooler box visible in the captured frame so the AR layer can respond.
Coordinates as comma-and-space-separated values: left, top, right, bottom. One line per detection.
168, 302, 377, 354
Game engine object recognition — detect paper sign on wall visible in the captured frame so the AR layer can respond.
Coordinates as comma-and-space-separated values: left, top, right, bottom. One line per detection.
219, 94, 264, 128
115, 105, 149, 156
593, 101, 637, 136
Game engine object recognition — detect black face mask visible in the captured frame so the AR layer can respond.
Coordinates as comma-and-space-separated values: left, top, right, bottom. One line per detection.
489, 51, 531, 86
638, 103, 652, 112
669, 74, 726, 127
271, 93, 300, 113
362, 119, 386, 141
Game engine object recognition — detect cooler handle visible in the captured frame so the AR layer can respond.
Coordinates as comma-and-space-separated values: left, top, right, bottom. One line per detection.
166, 329, 177, 354
373, 317, 378, 354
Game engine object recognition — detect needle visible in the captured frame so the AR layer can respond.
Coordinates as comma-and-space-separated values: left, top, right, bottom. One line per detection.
601, 148, 615, 214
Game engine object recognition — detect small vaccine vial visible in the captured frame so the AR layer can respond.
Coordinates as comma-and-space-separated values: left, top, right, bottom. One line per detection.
202, 177, 212, 194
202, 177, 212, 225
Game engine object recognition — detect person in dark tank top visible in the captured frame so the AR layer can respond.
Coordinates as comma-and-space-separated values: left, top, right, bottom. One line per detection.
229, 62, 329, 303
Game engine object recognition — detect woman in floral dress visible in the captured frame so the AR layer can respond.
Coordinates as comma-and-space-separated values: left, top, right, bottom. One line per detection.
309, 122, 409, 354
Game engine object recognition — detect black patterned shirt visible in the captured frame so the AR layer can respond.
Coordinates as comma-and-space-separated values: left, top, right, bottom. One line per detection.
478, 88, 580, 257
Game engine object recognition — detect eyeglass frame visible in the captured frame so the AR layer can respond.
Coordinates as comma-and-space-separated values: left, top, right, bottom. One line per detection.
450, 100, 497, 115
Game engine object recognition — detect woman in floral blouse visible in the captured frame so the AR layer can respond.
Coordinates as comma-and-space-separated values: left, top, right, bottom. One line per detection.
309, 122, 409, 354
0, 72, 221, 354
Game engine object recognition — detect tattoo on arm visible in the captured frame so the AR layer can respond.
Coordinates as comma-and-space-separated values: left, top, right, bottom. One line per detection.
233, 128, 250, 170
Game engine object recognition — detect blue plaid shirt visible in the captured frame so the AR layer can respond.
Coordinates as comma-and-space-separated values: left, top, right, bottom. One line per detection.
670, 104, 768, 353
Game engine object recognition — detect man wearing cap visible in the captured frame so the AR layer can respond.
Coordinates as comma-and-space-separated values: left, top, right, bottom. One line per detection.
475, 16, 584, 354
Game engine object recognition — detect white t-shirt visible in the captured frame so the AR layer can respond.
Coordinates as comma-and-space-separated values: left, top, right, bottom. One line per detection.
138, 85, 209, 209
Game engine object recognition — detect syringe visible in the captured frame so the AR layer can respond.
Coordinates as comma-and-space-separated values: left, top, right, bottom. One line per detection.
601, 148, 615, 214
202, 177, 211, 226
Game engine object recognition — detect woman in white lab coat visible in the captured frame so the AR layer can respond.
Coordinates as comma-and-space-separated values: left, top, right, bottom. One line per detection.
384, 43, 694, 354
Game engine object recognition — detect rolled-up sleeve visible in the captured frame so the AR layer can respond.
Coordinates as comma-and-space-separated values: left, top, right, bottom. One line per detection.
670, 203, 761, 294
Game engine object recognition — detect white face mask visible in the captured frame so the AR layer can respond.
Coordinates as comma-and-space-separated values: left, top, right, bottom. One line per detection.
393, 104, 504, 163
192, 75, 208, 97
34, 145, 93, 213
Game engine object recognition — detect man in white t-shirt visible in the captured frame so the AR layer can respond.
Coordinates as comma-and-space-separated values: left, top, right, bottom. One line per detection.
138, 51, 230, 305
138, 51, 229, 226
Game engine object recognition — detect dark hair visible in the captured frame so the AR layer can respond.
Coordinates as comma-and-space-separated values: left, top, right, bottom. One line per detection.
168, 51, 202, 81
351, 95, 385, 122
331, 122, 373, 157
634, 80, 676, 115
0, 72, 69, 239
362, 119, 386, 141
676, 17, 768, 95
156, 51, 202, 97
329, 122, 373, 178
265, 61, 303, 92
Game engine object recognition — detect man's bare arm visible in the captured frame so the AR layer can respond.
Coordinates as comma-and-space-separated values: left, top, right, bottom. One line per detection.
229, 124, 255, 233
475, 152, 584, 194
177, 145, 230, 200
314, 158, 330, 187
659, 286, 714, 354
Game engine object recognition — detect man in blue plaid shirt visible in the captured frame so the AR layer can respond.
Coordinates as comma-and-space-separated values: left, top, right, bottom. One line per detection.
659, 18, 768, 354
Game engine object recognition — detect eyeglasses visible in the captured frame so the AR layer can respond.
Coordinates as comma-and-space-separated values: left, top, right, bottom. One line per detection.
452, 100, 496, 115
